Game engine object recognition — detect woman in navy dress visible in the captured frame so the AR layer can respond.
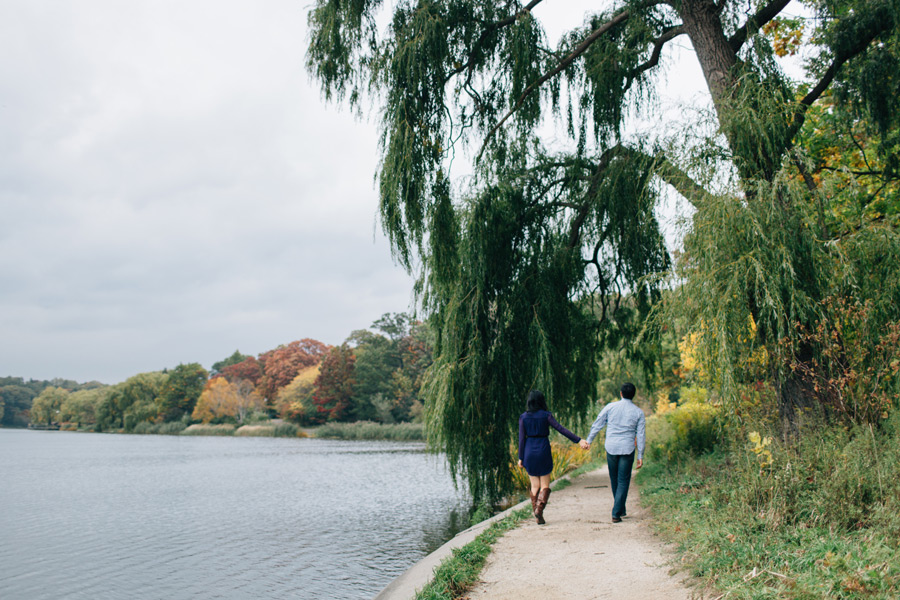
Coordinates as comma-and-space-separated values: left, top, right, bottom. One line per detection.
517, 390, 588, 524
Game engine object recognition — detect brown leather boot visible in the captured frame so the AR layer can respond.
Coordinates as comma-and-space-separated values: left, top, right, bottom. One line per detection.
535, 488, 551, 524
529, 489, 537, 515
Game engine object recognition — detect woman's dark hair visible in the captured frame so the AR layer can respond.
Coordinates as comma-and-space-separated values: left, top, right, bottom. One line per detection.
526, 390, 548, 413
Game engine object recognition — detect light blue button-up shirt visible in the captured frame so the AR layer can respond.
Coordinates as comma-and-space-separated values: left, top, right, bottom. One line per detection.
586, 398, 646, 459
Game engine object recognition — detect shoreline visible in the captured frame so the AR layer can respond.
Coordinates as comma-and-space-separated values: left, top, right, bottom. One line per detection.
6, 420, 425, 441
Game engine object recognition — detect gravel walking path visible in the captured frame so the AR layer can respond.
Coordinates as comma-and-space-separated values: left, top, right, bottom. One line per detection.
460, 466, 696, 600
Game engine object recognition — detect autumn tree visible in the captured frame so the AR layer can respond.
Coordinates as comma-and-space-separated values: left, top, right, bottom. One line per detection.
258, 339, 329, 407
221, 355, 265, 386
193, 377, 265, 423
276, 365, 321, 425
313, 344, 357, 421
308, 0, 899, 501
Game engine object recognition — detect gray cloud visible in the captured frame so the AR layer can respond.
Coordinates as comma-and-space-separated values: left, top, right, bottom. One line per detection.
1, 0, 726, 384
0, 0, 414, 383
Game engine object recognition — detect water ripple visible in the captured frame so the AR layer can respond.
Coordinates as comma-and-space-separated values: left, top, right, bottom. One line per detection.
0, 430, 469, 600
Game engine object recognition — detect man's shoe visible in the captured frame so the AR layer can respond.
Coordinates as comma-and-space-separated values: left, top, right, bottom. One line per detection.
612, 516, 622, 523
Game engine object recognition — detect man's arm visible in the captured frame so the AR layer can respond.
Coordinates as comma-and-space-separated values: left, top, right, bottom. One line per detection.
635, 412, 646, 467
585, 405, 610, 444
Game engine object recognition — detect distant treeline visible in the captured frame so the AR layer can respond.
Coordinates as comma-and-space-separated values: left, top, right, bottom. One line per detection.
2, 312, 432, 433
0, 377, 106, 428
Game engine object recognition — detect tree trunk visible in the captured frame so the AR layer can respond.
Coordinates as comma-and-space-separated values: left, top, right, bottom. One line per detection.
775, 343, 824, 441
679, 0, 738, 122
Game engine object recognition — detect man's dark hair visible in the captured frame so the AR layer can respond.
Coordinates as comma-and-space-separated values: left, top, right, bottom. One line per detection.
526, 390, 549, 413
621, 382, 636, 400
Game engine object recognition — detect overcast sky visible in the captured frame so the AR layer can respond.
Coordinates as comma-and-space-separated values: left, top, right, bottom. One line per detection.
0, 0, 722, 384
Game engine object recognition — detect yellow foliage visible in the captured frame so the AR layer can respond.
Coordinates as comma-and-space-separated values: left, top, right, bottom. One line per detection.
678, 331, 705, 380
275, 364, 320, 419
762, 19, 804, 57
654, 391, 677, 415
748, 430, 774, 468
679, 386, 709, 405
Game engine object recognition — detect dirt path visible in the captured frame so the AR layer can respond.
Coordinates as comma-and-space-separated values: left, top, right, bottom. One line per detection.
461, 467, 696, 600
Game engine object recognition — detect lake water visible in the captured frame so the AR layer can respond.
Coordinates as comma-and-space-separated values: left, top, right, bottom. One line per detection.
0, 429, 470, 599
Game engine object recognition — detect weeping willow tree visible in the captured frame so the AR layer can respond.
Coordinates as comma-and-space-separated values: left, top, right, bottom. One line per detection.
307, 0, 899, 502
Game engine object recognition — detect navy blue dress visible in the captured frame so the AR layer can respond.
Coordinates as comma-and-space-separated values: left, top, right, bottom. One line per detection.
518, 409, 581, 477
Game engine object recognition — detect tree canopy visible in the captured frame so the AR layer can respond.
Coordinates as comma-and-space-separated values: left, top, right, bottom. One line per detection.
308, 0, 900, 501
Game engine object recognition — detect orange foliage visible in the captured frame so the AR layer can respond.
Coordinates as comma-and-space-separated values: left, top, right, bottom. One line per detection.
193, 377, 265, 423
259, 339, 329, 402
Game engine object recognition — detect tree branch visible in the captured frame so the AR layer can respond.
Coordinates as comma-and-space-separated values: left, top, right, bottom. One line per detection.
621, 147, 712, 208
787, 16, 895, 142
728, 0, 791, 53
624, 25, 686, 92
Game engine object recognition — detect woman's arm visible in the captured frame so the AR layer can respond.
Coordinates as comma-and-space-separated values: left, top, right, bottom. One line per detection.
518, 415, 526, 462
548, 414, 581, 444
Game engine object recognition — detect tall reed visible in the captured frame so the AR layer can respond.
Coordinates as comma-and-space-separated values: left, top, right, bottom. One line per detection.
314, 421, 425, 441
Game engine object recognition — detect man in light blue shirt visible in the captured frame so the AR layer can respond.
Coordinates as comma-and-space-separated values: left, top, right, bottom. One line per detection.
584, 382, 646, 522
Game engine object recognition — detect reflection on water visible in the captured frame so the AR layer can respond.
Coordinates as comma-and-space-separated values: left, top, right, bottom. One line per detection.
0, 429, 470, 600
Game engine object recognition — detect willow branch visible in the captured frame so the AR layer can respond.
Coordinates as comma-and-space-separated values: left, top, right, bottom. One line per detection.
728, 0, 792, 53
443, 0, 547, 85
478, 8, 637, 159
567, 145, 627, 248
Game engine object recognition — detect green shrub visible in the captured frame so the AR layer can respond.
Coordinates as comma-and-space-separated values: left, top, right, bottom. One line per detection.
158, 421, 187, 435
131, 421, 189, 435
131, 421, 155, 434
647, 393, 722, 461
272, 422, 302, 437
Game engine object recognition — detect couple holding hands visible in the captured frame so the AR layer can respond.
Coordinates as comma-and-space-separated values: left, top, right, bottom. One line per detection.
517, 384, 646, 525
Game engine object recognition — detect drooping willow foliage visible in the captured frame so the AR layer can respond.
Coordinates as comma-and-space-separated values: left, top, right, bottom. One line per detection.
419, 151, 669, 501
308, 0, 900, 501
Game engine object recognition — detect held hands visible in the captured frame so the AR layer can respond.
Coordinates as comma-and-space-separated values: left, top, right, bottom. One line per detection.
517, 459, 523, 468
578, 439, 590, 450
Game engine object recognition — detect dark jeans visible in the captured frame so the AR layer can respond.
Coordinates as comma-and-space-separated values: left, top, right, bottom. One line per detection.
607, 451, 635, 519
